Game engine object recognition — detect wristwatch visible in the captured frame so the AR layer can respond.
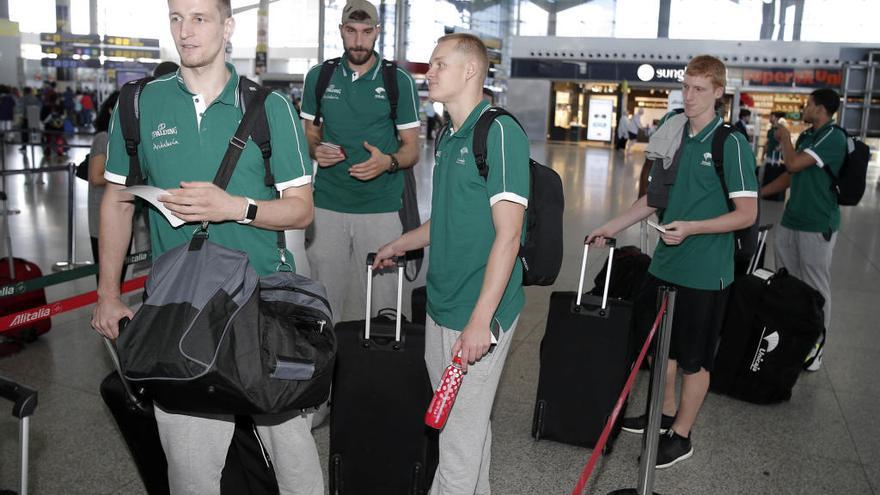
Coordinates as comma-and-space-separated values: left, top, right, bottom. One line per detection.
387, 153, 400, 173
237, 197, 258, 224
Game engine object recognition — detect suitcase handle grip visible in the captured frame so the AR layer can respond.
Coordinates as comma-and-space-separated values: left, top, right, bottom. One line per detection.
0, 376, 38, 419
364, 253, 405, 342
576, 239, 616, 310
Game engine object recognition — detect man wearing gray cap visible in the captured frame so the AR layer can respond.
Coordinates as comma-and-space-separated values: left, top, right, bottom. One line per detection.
301, 0, 421, 331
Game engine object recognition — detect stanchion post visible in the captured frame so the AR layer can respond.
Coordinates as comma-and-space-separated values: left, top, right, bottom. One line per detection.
52, 162, 91, 272
637, 287, 676, 495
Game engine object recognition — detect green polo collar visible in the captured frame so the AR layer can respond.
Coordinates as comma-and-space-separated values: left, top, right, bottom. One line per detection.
449, 100, 491, 138
687, 114, 723, 143
340, 51, 383, 81
809, 119, 834, 137
174, 62, 240, 107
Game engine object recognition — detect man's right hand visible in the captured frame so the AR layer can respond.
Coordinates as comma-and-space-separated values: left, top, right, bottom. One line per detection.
314, 143, 346, 168
372, 240, 406, 270
586, 226, 616, 248
91, 295, 134, 339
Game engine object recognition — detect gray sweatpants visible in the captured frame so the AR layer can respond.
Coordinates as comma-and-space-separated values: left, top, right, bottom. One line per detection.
773, 225, 837, 334
306, 207, 402, 323
425, 315, 518, 495
154, 406, 323, 495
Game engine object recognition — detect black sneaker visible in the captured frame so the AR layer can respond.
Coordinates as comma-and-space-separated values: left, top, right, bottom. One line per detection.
655, 429, 693, 469
621, 413, 675, 434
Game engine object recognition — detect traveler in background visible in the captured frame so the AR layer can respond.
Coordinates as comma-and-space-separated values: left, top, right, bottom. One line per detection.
734, 108, 752, 143
424, 98, 439, 140
16, 87, 40, 152
589, 55, 758, 469
616, 111, 630, 151
760, 111, 787, 201
300, 0, 421, 325
374, 33, 529, 494
760, 88, 846, 371
90, 0, 322, 492
626, 107, 644, 154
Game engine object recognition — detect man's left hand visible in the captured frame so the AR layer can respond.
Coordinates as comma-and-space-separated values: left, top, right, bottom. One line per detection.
451, 321, 493, 373
349, 141, 390, 181
660, 220, 694, 246
773, 124, 791, 142
159, 181, 245, 223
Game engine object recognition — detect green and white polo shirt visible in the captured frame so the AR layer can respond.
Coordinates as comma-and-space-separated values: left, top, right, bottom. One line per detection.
649, 114, 758, 291
427, 101, 530, 332
104, 64, 312, 276
300, 52, 420, 214
781, 121, 846, 233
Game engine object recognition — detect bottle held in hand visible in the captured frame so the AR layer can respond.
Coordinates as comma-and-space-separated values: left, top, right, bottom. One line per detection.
425, 356, 464, 430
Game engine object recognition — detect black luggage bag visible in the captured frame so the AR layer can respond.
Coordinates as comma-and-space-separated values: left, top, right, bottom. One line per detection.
711, 266, 824, 404
329, 255, 438, 495
532, 239, 634, 450
101, 326, 280, 495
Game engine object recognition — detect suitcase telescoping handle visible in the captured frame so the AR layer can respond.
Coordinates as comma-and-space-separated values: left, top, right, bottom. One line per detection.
576, 237, 616, 310
364, 253, 406, 342
0, 375, 37, 495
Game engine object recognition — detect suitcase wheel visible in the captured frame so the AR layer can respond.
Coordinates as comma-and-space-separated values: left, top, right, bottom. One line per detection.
531, 400, 546, 441
20, 327, 37, 343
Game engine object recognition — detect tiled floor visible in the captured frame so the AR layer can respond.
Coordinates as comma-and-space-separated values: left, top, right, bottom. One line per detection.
0, 136, 878, 494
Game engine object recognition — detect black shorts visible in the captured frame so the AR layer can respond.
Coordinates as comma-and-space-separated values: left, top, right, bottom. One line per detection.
633, 273, 730, 374
628, 131, 638, 140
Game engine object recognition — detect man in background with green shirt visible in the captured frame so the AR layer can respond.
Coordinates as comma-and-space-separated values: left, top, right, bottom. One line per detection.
374, 33, 529, 494
90, 0, 322, 492
589, 55, 758, 469
761, 88, 846, 371
300, 0, 421, 325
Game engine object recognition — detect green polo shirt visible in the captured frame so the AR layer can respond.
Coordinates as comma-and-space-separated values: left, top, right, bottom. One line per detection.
104, 64, 312, 276
427, 101, 530, 332
300, 53, 421, 214
649, 114, 758, 290
780, 122, 845, 233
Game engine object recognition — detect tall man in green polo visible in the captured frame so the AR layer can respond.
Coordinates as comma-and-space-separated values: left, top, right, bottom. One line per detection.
589, 55, 758, 469
760, 88, 846, 371
90, 0, 322, 493
374, 33, 529, 494
300, 0, 421, 324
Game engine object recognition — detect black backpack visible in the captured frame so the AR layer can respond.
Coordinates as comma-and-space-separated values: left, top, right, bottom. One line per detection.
467, 107, 565, 286
710, 123, 761, 267
311, 57, 424, 280
821, 125, 870, 206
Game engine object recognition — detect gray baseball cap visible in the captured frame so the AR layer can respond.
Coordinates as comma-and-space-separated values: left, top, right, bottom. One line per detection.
341, 0, 379, 26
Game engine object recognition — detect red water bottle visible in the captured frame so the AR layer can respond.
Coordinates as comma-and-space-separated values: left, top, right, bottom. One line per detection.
425, 356, 464, 429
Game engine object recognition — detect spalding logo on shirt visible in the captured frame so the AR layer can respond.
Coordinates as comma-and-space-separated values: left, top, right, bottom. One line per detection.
152, 122, 180, 151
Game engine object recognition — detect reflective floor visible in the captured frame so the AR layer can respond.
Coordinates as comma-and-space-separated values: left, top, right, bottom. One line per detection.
0, 136, 878, 494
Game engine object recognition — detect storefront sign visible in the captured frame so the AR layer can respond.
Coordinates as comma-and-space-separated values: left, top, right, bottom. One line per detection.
586, 98, 614, 142
743, 68, 842, 88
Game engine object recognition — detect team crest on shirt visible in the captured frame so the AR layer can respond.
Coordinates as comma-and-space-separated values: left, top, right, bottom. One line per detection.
152, 122, 180, 151
324, 84, 342, 100
374, 87, 387, 100
456, 146, 469, 165
700, 152, 713, 167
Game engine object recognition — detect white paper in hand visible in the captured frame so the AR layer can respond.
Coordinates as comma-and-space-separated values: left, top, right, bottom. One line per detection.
122, 185, 185, 228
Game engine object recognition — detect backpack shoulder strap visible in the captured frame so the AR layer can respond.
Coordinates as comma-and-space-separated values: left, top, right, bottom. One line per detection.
711, 122, 736, 212
312, 57, 341, 126
238, 76, 274, 187
380, 59, 400, 123
472, 107, 526, 179
433, 122, 449, 157
117, 76, 155, 186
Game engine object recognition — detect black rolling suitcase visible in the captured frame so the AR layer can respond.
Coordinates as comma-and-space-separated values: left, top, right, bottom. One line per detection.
711, 227, 825, 404
329, 255, 438, 495
532, 238, 634, 450
0, 376, 37, 495
100, 325, 279, 495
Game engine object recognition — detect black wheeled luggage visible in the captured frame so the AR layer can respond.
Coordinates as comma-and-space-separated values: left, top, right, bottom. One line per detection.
329, 255, 438, 495
532, 238, 634, 450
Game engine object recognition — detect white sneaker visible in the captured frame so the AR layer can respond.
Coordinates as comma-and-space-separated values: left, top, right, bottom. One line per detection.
805, 348, 823, 372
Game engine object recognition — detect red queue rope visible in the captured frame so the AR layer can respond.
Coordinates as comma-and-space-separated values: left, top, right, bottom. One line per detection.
571, 294, 669, 495
0, 276, 147, 333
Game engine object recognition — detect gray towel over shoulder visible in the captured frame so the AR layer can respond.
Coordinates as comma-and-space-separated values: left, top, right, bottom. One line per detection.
645, 112, 688, 210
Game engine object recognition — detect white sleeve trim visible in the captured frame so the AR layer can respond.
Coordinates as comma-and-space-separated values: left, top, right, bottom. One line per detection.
728, 191, 758, 199
396, 121, 421, 130
804, 148, 824, 168
489, 192, 528, 208
104, 170, 128, 185
271, 92, 309, 178
276, 175, 312, 191
299, 111, 316, 121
